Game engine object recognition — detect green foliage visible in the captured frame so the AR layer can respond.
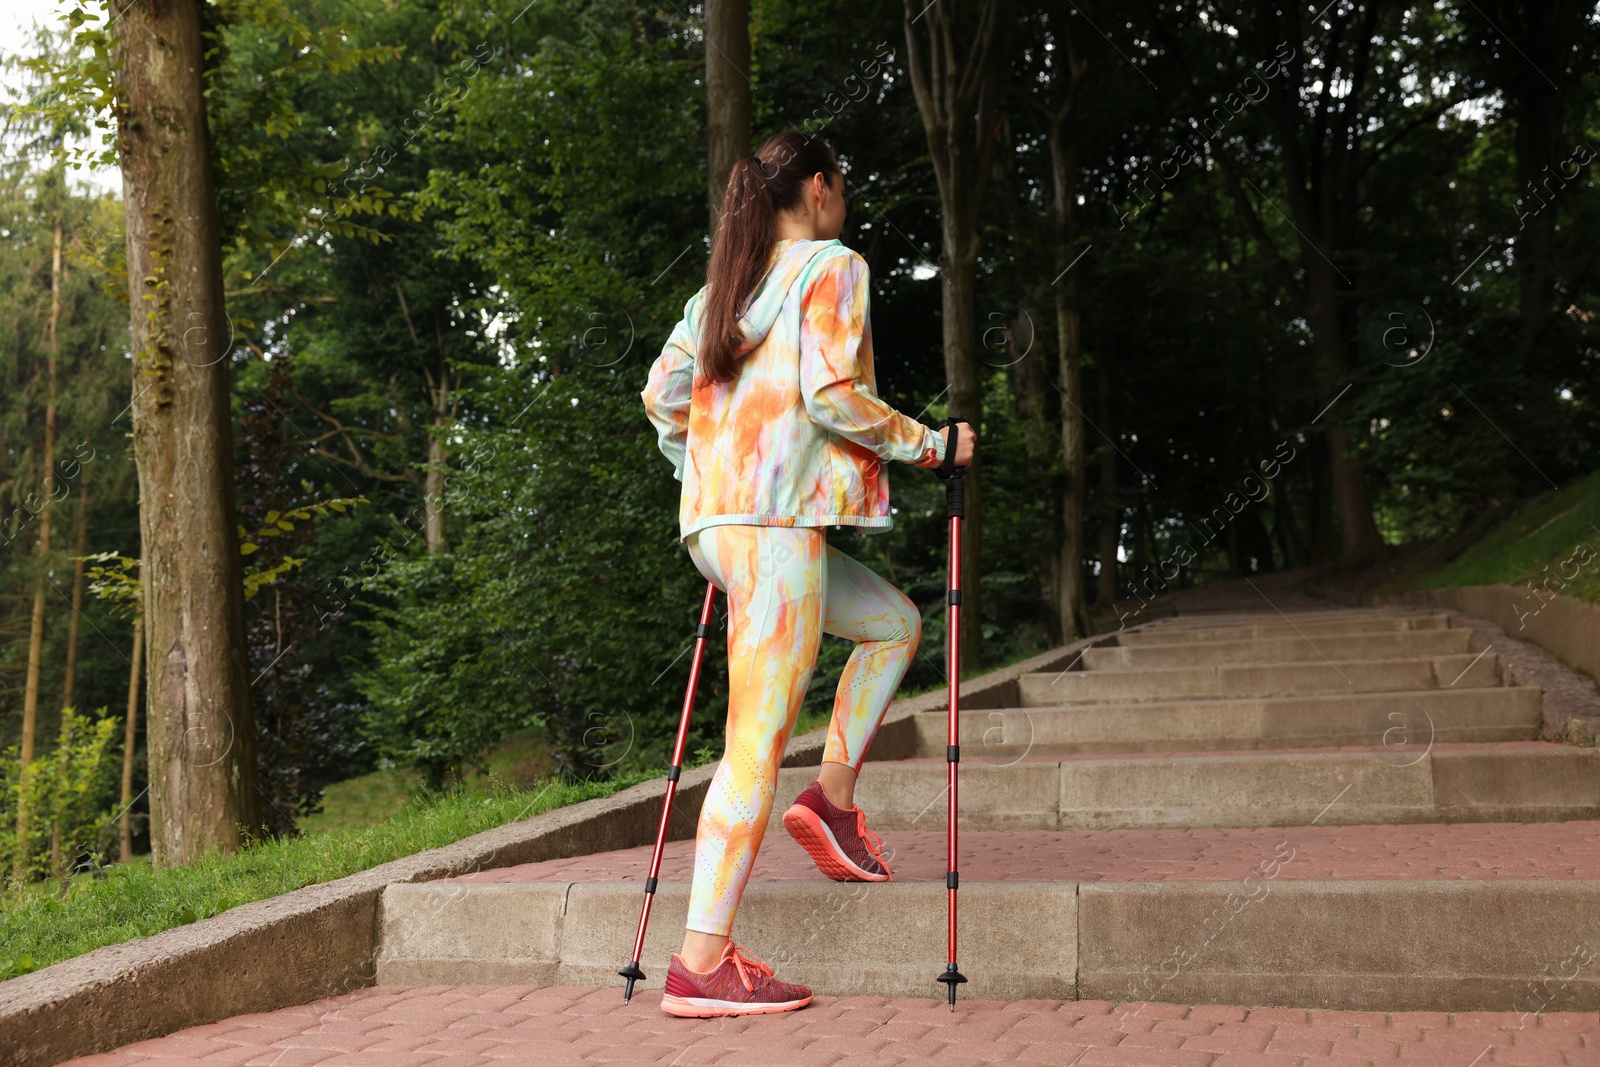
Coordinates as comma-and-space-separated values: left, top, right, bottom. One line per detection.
0, 708, 121, 886
0, 114, 139, 764
354, 0, 716, 786
203, 0, 406, 265
0, 769, 652, 978
76, 495, 369, 617
237, 495, 368, 599
1405, 469, 1600, 603
357, 370, 716, 786
78, 552, 140, 618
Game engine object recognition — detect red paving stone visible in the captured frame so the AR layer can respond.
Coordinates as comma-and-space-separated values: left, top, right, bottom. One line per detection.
446, 821, 1600, 885
893, 741, 1563, 763
59, 985, 1600, 1065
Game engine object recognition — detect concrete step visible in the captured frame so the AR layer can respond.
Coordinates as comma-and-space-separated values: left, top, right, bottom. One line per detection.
766, 743, 1600, 831
375, 823, 1600, 1010
363, 607, 1600, 1022
1141, 607, 1423, 625
1080, 879, 1600, 1012
1120, 611, 1451, 645
1135, 607, 1428, 628
378, 879, 1075, 1000
1022, 651, 1501, 704
433, 823, 1600, 887
1084, 627, 1471, 670
911, 686, 1542, 757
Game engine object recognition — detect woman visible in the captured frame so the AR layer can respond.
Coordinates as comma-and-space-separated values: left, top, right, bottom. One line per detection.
641, 130, 977, 1018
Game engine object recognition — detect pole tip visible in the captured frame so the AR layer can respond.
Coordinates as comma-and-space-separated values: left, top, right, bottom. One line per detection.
936, 963, 967, 1009
619, 961, 646, 1004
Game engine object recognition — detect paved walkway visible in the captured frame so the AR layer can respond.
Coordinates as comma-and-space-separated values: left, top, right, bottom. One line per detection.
448, 821, 1600, 885
59, 593, 1600, 1066
893, 743, 1563, 765
64, 985, 1600, 1065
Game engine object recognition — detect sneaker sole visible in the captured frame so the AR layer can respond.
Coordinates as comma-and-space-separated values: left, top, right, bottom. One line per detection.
661, 993, 813, 1018
781, 804, 892, 882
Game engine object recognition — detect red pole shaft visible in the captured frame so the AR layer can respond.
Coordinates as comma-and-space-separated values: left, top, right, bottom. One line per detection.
947, 514, 962, 966
626, 581, 718, 968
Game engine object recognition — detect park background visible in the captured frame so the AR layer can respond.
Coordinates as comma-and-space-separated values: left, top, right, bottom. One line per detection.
0, 0, 1597, 977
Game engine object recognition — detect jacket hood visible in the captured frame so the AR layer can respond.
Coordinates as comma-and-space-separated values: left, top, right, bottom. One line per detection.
730, 238, 844, 356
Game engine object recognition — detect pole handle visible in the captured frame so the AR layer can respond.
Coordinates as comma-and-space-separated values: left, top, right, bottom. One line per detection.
934, 417, 969, 519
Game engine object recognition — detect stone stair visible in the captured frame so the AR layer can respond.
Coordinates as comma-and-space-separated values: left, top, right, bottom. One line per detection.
374, 599, 1600, 1013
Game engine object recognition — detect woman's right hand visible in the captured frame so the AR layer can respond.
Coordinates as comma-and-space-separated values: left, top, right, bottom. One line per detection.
940, 424, 977, 467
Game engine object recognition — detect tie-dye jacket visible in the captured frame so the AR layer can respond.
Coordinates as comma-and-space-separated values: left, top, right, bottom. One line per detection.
642, 238, 946, 541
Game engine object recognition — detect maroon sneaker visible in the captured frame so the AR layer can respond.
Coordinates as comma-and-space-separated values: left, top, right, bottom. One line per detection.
660, 941, 812, 1017
782, 779, 893, 881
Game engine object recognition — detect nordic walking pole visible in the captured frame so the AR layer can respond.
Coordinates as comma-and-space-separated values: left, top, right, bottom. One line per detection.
619, 579, 718, 1004
933, 416, 969, 1010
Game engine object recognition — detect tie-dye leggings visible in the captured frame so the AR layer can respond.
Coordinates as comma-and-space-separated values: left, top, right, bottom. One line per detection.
683, 523, 921, 936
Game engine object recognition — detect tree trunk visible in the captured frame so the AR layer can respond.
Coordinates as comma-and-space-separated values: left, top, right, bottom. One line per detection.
1095, 363, 1118, 606
1242, 507, 1275, 573
424, 423, 448, 553
1304, 265, 1385, 566
121, 611, 144, 863
1159, 9, 1390, 570
16, 216, 63, 874
1007, 303, 1058, 639
62, 467, 90, 709
1513, 85, 1561, 356
1224, 517, 1242, 577
1308, 432, 1334, 566
424, 345, 450, 554
705, 0, 752, 233
1498, 0, 1586, 435
940, 223, 985, 666
903, 0, 1007, 668
116, 0, 261, 865
1132, 493, 1150, 580
1496, 0, 1583, 361
49, 730, 69, 875
1007, 308, 1048, 458
1048, 104, 1090, 641
1273, 476, 1306, 569
1325, 421, 1383, 565
995, 115, 1060, 639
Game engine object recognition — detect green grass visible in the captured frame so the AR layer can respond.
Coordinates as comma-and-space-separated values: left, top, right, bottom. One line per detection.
1401, 469, 1600, 602
299, 732, 555, 836
0, 771, 653, 979
296, 766, 420, 835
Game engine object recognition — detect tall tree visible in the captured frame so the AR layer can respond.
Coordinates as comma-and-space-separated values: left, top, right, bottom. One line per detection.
1460, 0, 1591, 357
1038, 7, 1091, 638
15, 212, 62, 869
60, 468, 88, 707
1456, 0, 1599, 447
1155, 3, 1455, 567
390, 283, 455, 555
705, 0, 752, 230
115, 0, 260, 863
120, 594, 143, 863
902, 0, 1008, 665
992, 113, 1060, 638
1095, 361, 1118, 605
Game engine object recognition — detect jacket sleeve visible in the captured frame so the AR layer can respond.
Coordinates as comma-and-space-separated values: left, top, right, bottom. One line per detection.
798, 250, 946, 467
641, 288, 703, 482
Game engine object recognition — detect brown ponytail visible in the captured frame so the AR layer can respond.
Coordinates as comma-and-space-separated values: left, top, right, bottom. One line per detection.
698, 131, 841, 384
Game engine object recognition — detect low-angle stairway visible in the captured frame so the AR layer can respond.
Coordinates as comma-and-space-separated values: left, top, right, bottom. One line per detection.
374, 592, 1600, 1015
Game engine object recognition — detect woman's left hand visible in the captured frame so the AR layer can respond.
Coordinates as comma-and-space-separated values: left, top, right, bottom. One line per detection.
940, 424, 977, 467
